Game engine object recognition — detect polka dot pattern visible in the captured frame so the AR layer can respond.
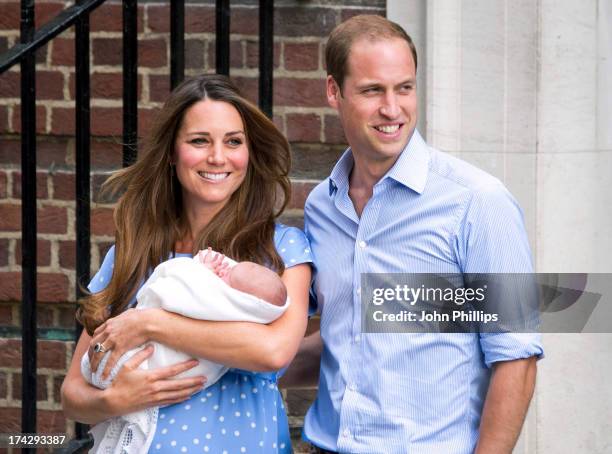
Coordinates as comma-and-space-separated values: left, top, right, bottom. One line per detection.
87, 225, 311, 454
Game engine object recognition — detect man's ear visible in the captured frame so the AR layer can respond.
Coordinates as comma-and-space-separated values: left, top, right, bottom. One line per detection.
326, 75, 341, 109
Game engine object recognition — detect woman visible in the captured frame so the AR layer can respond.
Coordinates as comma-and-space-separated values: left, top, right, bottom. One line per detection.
61, 74, 312, 453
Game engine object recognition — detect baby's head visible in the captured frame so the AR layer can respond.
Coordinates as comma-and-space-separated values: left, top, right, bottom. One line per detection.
223, 262, 287, 307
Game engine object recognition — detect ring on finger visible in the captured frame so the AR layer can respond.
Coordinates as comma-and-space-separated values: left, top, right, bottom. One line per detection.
94, 342, 108, 353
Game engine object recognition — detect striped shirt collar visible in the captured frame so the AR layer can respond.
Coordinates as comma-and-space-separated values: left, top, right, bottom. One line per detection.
328, 128, 430, 197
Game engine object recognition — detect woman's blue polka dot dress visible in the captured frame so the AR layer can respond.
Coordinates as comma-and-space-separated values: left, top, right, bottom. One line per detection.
88, 225, 313, 454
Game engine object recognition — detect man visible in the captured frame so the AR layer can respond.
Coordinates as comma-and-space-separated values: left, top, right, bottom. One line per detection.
288, 15, 543, 454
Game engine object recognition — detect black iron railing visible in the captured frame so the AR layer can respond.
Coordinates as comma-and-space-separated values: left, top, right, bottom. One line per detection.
0, 1, 275, 451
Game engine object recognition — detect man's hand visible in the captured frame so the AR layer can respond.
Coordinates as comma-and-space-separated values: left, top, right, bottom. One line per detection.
475, 356, 537, 454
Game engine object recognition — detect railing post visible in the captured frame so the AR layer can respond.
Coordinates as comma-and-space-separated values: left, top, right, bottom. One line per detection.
20, 0, 38, 444
215, 0, 230, 75
123, 0, 138, 167
74, 0, 91, 438
259, 0, 274, 118
170, 0, 184, 89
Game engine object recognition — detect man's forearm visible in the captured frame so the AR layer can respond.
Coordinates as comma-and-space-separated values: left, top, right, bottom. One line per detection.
475, 357, 537, 454
279, 330, 322, 388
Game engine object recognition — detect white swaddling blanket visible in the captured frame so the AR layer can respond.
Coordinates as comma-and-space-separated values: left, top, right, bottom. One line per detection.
81, 253, 289, 454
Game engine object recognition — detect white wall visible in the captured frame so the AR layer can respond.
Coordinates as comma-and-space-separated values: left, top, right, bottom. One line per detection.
387, 1, 612, 452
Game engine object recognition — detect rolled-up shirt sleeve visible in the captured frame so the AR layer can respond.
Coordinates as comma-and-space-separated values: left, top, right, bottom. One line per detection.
453, 183, 544, 367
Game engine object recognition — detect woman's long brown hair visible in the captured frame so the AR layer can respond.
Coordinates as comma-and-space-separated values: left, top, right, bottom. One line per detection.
77, 75, 291, 335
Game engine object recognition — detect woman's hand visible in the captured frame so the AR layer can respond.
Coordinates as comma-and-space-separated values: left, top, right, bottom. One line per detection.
104, 345, 207, 414
88, 307, 160, 380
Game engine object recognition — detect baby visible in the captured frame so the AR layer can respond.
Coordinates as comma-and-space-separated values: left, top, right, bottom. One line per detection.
199, 247, 287, 307
81, 248, 289, 454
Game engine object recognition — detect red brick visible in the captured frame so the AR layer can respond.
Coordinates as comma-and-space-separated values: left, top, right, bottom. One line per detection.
0, 238, 8, 266
286, 113, 321, 143
0, 171, 6, 199
91, 3, 144, 33
92, 207, 116, 236
0, 2, 19, 30
0, 204, 20, 231
284, 42, 320, 71
289, 181, 316, 210
0, 105, 8, 133
38, 409, 68, 433
0, 138, 20, 165
207, 39, 244, 70
274, 78, 327, 108
0, 2, 64, 30
51, 172, 75, 200
0, 302, 12, 324
0, 272, 70, 302
11, 105, 46, 134
58, 240, 75, 269
91, 107, 123, 137
92, 38, 123, 66
69, 72, 142, 101
0, 339, 21, 367
39, 205, 68, 234
149, 74, 170, 103
276, 7, 337, 37
139, 38, 167, 68
91, 139, 123, 169
92, 172, 118, 204
11, 171, 48, 198
50, 107, 74, 135
37, 304, 55, 327
186, 5, 215, 34
148, 4, 207, 33
232, 7, 259, 35
53, 374, 65, 402
51, 37, 74, 66
58, 306, 76, 328
0, 407, 20, 432
15, 238, 52, 267
245, 40, 281, 70
232, 76, 258, 105
185, 39, 205, 70
138, 107, 160, 139
41, 272, 70, 302
38, 340, 66, 369
37, 2, 66, 28
0, 371, 7, 399
38, 139, 70, 168
37, 70, 65, 100
36, 42, 49, 65
324, 114, 346, 144
12, 373, 48, 401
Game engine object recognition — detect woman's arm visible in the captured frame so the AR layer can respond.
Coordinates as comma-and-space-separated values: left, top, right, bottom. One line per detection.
61, 331, 206, 424
91, 263, 311, 377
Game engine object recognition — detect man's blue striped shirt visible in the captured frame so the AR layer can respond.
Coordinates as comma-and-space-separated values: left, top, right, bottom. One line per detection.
303, 130, 544, 453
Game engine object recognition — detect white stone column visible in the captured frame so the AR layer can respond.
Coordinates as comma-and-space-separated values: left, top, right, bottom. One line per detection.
388, 0, 612, 452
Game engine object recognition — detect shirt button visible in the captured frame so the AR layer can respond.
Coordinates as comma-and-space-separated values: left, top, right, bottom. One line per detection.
349, 383, 357, 391
358, 240, 366, 248
342, 428, 351, 437
356, 287, 361, 295
354, 334, 361, 343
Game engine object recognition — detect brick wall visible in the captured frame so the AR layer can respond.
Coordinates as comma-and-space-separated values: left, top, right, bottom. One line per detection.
0, 0, 385, 450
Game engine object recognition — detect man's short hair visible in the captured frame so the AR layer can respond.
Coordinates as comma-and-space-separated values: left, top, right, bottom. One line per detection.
325, 14, 418, 92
